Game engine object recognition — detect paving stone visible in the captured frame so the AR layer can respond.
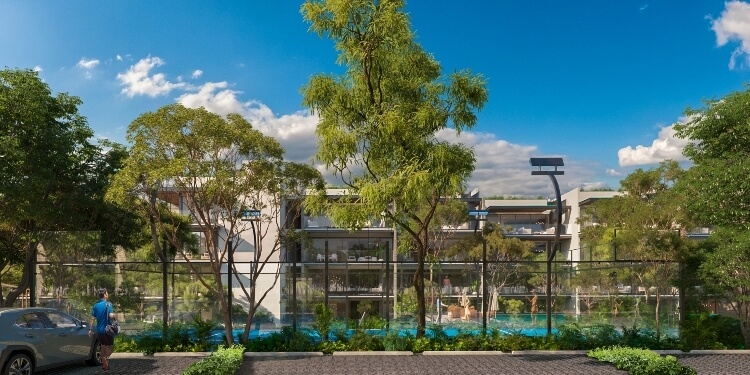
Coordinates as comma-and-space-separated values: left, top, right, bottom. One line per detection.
38, 356, 202, 375
35, 352, 750, 375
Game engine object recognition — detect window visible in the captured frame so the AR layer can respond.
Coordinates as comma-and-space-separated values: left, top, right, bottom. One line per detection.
46, 311, 78, 328
15, 313, 46, 329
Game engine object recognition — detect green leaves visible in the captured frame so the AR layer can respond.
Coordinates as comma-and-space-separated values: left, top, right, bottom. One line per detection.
301, 0, 488, 336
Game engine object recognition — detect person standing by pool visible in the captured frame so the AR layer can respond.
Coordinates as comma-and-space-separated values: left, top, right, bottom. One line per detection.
89, 288, 114, 371
443, 276, 451, 295
527, 290, 538, 325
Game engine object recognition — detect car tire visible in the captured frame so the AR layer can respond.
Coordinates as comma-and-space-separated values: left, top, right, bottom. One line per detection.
86, 339, 102, 366
3, 353, 33, 375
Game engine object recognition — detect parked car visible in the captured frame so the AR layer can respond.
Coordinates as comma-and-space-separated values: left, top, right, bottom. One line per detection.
0, 307, 101, 375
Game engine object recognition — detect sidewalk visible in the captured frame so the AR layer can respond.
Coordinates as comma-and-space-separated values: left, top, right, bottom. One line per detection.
38, 351, 750, 375
238, 351, 750, 375
38, 353, 206, 375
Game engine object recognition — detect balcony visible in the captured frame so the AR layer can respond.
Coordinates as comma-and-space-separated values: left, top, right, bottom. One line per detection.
303, 215, 388, 229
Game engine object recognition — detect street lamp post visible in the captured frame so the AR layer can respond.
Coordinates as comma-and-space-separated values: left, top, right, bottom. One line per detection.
239, 209, 261, 327
469, 209, 489, 333
530, 157, 564, 336
226, 208, 262, 332
227, 238, 234, 325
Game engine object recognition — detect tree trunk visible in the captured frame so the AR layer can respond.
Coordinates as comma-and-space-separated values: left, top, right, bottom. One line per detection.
214, 268, 233, 345
242, 287, 257, 343
414, 248, 426, 338
3, 242, 35, 307
740, 302, 750, 349
654, 287, 661, 341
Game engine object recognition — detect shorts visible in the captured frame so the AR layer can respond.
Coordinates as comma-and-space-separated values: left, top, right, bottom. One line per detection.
97, 332, 114, 346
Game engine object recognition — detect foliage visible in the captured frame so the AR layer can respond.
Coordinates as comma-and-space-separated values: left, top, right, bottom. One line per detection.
674, 86, 750, 229
693, 228, 750, 347
382, 331, 411, 351
313, 303, 334, 341
680, 314, 745, 350
396, 288, 418, 317
125, 319, 222, 354
235, 322, 741, 353
503, 299, 525, 316
182, 345, 244, 375
319, 340, 347, 354
108, 103, 324, 344
346, 330, 385, 351
673, 86, 750, 347
588, 346, 697, 375
191, 315, 221, 351
619, 325, 680, 350
113, 334, 140, 353
555, 324, 618, 350
243, 326, 318, 352
252, 305, 276, 324
0, 68, 141, 306
553, 323, 676, 350
578, 161, 693, 340
301, 0, 488, 337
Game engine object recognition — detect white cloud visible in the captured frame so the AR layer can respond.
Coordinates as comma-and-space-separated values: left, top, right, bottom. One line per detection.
606, 168, 622, 177
176, 82, 320, 164
33, 66, 42, 72
436, 130, 606, 196
176, 79, 612, 197
77, 58, 100, 70
617, 124, 689, 167
116, 56, 186, 97
76, 58, 100, 78
192, 70, 203, 79
712, 1, 750, 69
116, 55, 123, 61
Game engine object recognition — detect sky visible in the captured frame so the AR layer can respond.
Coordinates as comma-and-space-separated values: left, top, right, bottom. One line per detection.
3, 1, 750, 197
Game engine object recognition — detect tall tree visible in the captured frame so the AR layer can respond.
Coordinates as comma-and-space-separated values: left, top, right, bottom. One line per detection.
300, 0, 488, 337
674, 87, 750, 346
0, 68, 137, 306
579, 161, 692, 339
107, 103, 324, 344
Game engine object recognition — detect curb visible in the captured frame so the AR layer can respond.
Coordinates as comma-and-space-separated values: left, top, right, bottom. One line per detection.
422, 351, 508, 355
332, 351, 412, 356
511, 350, 589, 355
244, 352, 325, 357
673, 350, 750, 355
153, 352, 211, 357
110, 353, 146, 358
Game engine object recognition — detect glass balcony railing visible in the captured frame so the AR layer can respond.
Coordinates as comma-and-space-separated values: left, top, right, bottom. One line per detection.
303, 215, 388, 229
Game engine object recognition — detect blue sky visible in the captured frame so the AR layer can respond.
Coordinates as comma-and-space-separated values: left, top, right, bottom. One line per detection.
3, 1, 750, 197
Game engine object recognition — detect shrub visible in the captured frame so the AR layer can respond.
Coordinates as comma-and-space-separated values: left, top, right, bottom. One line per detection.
556, 324, 588, 349
346, 330, 384, 351
127, 319, 220, 354
191, 315, 220, 351
383, 331, 411, 351
244, 326, 318, 352
681, 314, 745, 350
183, 345, 244, 375
319, 340, 347, 354
588, 346, 697, 375
312, 303, 334, 342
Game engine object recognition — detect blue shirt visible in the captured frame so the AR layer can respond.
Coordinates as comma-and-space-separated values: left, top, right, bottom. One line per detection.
91, 299, 113, 334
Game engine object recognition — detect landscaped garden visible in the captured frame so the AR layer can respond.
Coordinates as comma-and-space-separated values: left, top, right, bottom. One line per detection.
112, 303, 744, 375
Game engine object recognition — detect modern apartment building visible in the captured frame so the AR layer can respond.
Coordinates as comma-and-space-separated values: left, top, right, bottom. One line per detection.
274, 187, 630, 326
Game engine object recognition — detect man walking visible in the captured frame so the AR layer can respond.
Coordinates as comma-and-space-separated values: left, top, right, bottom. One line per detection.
89, 288, 114, 371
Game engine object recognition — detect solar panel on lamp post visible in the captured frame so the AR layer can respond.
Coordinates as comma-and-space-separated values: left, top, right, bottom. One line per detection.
529, 157, 564, 337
